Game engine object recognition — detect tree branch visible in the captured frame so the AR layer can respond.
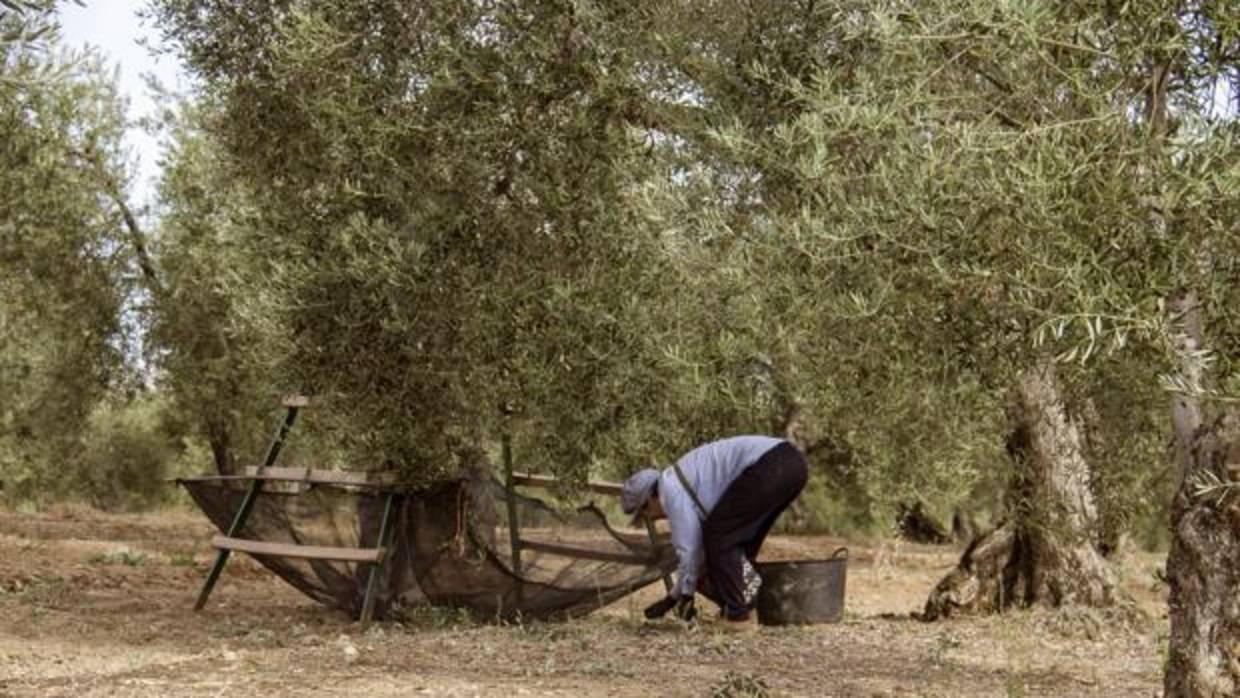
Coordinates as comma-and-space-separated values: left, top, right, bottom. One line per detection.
68, 147, 164, 297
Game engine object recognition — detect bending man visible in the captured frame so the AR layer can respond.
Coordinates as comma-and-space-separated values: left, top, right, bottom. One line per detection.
621, 435, 808, 627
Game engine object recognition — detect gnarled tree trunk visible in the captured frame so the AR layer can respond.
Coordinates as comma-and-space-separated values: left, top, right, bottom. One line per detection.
206, 417, 236, 476
1164, 288, 1240, 697
922, 360, 1115, 620
1165, 415, 1240, 697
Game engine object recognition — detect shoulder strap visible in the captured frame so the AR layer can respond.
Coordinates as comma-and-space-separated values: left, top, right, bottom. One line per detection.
672, 463, 709, 520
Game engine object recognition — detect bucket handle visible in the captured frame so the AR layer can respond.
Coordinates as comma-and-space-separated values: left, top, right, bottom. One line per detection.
830, 546, 848, 560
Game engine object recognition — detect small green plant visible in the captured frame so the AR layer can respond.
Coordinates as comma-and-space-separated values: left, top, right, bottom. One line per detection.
168, 550, 196, 567
400, 603, 475, 629
1004, 672, 1026, 698
1, 574, 64, 603
929, 630, 962, 664
710, 671, 770, 698
1156, 630, 1171, 673
88, 548, 149, 566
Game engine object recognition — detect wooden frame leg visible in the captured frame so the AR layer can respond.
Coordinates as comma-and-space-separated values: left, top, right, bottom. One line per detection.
193, 479, 260, 611
502, 433, 522, 577
359, 492, 398, 629
194, 404, 302, 611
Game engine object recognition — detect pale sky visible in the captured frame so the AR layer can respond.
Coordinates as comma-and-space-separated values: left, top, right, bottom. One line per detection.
58, 1, 186, 210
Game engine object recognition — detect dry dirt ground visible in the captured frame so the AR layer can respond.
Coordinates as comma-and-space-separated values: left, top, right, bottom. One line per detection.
0, 505, 1167, 697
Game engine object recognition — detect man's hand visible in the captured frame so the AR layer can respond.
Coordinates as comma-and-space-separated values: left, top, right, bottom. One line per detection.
643, 595, 677, 619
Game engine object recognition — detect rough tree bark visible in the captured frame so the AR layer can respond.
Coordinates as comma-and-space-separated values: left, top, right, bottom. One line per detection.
1164, 288, 1240, 697
897, 500, 951, 545
922, 360, 1115, 620
206, 417, 236, 476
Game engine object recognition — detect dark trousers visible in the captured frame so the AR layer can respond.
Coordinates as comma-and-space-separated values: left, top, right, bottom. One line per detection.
700, 442, 808, 618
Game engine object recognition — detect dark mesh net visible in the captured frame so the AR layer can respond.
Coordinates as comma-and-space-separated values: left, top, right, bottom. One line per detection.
179, 473, 676, 621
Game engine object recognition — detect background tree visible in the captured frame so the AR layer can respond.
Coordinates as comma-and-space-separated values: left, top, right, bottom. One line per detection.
1145, 3, 1240, 693
148, 99, 276, 474
0, 10, 162, 503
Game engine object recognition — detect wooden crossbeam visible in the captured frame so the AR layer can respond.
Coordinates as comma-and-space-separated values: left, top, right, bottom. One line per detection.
510, 472, 624, 496
211, 535, 385, 563
518, 538, 653, 565
239, 466, 397, 487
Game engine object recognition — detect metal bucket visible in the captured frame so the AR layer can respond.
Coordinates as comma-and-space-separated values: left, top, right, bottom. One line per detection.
754, 547, 848, 625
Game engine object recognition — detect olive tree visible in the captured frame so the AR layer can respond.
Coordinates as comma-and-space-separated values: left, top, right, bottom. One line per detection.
145, 99, 280, 474
149, 0, 733, 481
0, 22, 137, 501
650, 0, 1237, 691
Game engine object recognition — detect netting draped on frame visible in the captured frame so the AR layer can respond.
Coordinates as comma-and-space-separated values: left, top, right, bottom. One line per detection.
179, 473, 676, 621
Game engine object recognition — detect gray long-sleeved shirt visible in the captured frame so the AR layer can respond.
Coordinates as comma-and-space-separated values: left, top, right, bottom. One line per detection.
658, 435, 784, 598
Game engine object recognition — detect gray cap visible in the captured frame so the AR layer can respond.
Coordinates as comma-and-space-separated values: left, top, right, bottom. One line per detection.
621, 468, 660, 524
